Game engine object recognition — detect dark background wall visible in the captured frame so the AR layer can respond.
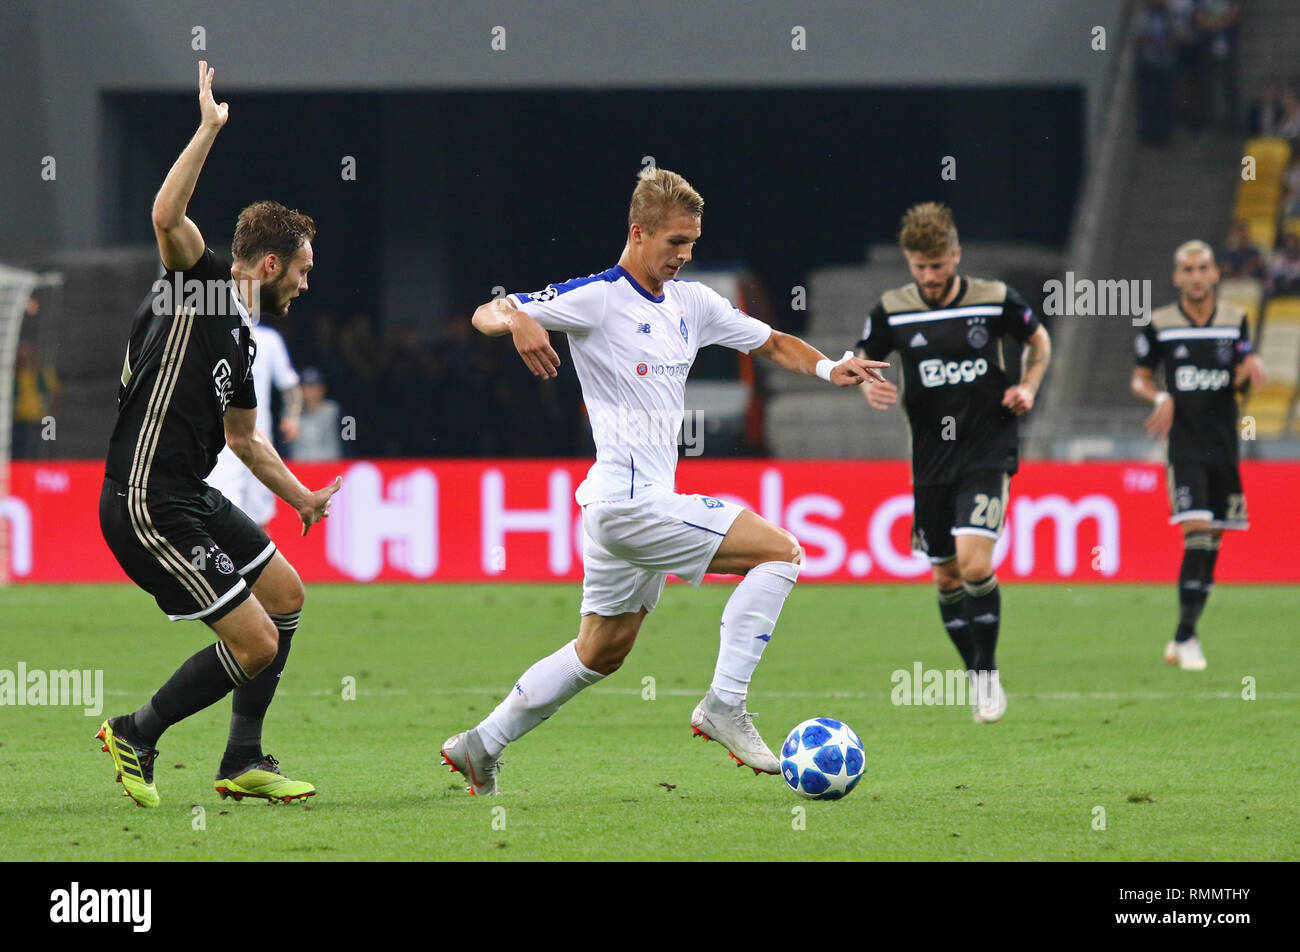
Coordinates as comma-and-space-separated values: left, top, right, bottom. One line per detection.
101, 86, 1082, 332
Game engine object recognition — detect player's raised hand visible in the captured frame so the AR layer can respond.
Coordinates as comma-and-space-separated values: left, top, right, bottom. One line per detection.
1145, 395, 1174, 437
1002, 384, 1036, 416
198, 61, 229, 128
299, 476, 342, 536
510, 312, 561, 379
864, 377, 899, 410
831, 356, 889, 387
1235, 353, 1267, 391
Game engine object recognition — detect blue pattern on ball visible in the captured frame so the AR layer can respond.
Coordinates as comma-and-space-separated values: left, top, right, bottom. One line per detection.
800, 768, 831, 795
782, 732, 801, 758
816, 717, 843, 730
801, 724, 831, 748
782, 760, 800, 790
845, 746, 864, 775
813, 743, 845, 776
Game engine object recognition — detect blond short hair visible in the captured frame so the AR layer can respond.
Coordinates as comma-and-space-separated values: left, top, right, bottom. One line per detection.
629, 167, 704, 233
899, 202, 959, 257
1174, 239, 1215, 266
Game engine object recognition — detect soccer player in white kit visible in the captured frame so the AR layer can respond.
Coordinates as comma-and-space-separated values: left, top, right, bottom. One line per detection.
205, 324, 302, 526
440, 168, 887, 794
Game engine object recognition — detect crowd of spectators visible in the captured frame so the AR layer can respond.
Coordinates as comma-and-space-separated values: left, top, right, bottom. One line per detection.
1138, 0, 1243, 145
272, 311, 588, 459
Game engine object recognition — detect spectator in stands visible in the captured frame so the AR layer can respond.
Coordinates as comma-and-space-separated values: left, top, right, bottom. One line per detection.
1194, 0, 1241, 129
1282, 155, 1300, 219
1267, 232, 1300, 296
1137, 0, 1178, 146
1218, 221, 1267, 281
11, 335, 59, 460
289, 367, 344, 461
1277, 88, 1300, 145
1247, 78, 1287, 138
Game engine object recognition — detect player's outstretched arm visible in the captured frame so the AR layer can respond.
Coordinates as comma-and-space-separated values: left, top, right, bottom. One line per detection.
223, 407, 341, 535
471, 297, 561, 379
152, 61, 229, 272
751, 330, 888, 387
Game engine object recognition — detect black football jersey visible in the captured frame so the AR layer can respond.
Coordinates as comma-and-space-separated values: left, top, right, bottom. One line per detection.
1134, 300, 1251, 465
105, 248, 257, 493
858, 276, 1039, 485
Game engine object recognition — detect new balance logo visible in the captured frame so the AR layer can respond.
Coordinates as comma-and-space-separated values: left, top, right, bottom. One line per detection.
755, 633, 771, 642
636, 323, 651, 334
909, 332, 928, 348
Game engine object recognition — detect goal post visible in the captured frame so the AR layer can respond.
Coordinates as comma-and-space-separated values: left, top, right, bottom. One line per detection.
0, 263, 64, 585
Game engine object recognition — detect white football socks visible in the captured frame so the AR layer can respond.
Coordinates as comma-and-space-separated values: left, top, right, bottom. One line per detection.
477, 639, 605, 759
710, 560, 801, 706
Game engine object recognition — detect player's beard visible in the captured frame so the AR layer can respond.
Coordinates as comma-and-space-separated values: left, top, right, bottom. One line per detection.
259, 274, 293, 316
920, 274, 956, 305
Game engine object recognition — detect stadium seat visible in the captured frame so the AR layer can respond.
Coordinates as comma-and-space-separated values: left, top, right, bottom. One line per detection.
1283, 218, 1300, 241
1243, 137, 1292, 178
1245, 216, 1277, 252
1263, 296, 1300, 325
1244, 381, 1296, 438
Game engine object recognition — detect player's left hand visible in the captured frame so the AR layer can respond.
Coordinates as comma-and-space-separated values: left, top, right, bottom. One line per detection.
1002, 384, 1035, 415
831, 357, 889, 387
299, 476, 342, 536
280, 416, 301, 443
1236, 354, 1267, 391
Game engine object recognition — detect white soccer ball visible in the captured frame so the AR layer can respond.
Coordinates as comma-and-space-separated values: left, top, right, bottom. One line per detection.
780, 717, 865, 800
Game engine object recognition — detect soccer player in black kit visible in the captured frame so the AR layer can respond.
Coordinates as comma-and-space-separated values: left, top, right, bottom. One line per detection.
97, 62, 340, 806
857, 203, 1051, 722
1131, 240, 1266, 671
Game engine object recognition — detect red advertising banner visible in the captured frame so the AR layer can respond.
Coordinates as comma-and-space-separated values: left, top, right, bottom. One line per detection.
3, 460, 1296, 583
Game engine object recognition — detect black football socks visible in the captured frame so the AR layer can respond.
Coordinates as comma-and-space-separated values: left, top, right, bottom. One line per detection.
963, 574, 1001, 672
129, 641, 252, 748
1176, 531, 1218, 642
223, 610, 299, 774
937, 585, 977, 670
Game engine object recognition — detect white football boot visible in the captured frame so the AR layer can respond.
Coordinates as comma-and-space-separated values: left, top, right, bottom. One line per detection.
970, 670, 1007, 723
1173, 636, 1208, 671
1164, 639, 1179, 665
439, 729, 501, 795
691, 691, 780, 775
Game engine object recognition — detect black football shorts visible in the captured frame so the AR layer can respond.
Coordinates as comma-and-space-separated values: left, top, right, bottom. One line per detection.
911, 470, 1011, 564
99, 477, 276, 623
1166, 461, 1248, 530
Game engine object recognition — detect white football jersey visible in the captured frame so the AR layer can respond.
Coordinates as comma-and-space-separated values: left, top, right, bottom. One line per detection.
511, 265, 771, 505
250, 325, 300, 436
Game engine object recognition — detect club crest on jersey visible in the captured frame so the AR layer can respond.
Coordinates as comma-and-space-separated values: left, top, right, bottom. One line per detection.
700, 496, 724, 509
679, 317, 689, 344
215, 552, 235, 575
965, 318, 989, 349
212, 359, 234, 411
1216, 340, 1233, 364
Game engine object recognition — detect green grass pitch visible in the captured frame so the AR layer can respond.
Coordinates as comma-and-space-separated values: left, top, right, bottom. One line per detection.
1, 582, 1296, 861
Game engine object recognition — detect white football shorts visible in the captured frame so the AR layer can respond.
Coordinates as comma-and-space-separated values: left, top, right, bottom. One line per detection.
579, 488, 745, 617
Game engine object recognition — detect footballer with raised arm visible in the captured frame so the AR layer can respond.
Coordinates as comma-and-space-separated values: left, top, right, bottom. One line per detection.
1131, 240, 1266, 671
858, 202, 1051, 723
96, 62, 340, 807
440, 167, 888, 794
